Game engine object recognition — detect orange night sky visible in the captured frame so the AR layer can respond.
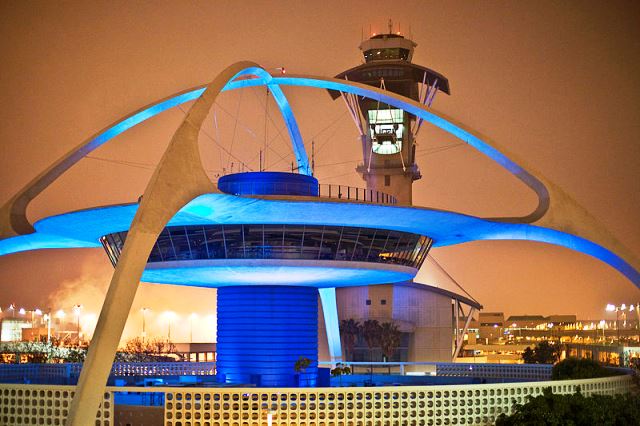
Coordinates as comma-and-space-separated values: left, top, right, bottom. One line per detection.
0, 1, 638, 342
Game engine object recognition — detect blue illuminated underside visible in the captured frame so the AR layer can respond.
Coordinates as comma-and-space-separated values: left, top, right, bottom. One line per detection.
0, 193, 637, 286
141, 261, 416, 287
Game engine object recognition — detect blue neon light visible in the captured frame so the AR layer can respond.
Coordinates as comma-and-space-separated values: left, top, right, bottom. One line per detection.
85, 88, 205, 152
0, 73, 636, 288
0, 194, 637, 286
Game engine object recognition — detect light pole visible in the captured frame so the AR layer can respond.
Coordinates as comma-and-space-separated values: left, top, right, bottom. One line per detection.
43, 313, 51, 344
164, 311, 175, 342
141, 307, 149, 341
190, 313, 198, 343
599, 320, 606, 342
606, 303, 628, 345
73, 304, 83, 344
32, 308, 42, 338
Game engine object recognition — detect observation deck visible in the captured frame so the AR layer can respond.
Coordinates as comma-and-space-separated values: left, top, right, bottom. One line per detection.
100, 172, 424, 288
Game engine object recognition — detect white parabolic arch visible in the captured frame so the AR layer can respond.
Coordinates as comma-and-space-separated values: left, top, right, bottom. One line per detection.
1, 68, 637, 286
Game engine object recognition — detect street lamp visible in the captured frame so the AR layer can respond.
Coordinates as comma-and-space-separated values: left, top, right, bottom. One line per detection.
141, 307, 149, 341
599, 320, 606, 341
43, 313, 51, 344
606, 303, 628, 345
190, 313, 198, 343
73, 304, 83, 343
31, 308, 42, 328
163, 311, 176, 342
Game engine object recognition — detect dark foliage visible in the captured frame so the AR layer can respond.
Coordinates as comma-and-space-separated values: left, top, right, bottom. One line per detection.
495, 387, 640, 426
552, 357, 622, 380
521, 340, 560, 364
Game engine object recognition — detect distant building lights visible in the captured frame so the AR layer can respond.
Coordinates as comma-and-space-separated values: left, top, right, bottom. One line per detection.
18, 308, 26, 315
34, 309, 42, 316
55, 309, 65, 319
605, 304, 616, 312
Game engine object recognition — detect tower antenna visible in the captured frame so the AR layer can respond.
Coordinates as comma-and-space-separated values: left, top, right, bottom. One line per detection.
388, 18, 393, 34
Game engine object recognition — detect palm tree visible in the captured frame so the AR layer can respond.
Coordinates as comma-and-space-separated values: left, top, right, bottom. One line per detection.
339, 319, 361, 361
362, 319, 382, 356
379, 322, 401, 372
362, 319, 382, 382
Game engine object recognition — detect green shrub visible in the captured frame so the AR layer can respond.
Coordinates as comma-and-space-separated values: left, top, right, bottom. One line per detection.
552, 357, 621, 380
495, 387, 640, 425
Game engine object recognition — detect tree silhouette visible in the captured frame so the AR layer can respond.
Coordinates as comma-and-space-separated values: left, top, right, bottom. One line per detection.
362, 319, 382, 359
362, 319, 382, 382
339, 319, 361, 361
379, 322, 401, 362
522, 340, 560, 364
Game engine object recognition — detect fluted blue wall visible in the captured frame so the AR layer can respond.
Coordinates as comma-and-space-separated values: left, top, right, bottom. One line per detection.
217, 286, 318, 387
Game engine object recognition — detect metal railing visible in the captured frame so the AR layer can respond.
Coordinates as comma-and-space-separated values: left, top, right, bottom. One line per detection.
318, 361, 554, 381
318, 184, 397, 204
0, 361, 216, 384
217, 180, 398, 205
0, 361, 570, 384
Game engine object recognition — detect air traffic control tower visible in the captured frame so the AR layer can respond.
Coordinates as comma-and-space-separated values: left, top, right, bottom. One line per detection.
331, 27, 450, 205
324, 28, 464, 365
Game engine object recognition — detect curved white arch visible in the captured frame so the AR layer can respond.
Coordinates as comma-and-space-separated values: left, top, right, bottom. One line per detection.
1, 68, 637, 289
0, 72, 308, 239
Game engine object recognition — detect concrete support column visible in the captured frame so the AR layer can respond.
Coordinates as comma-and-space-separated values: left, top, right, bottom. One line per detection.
66, 61, 265, 425
319, 287, 343, 364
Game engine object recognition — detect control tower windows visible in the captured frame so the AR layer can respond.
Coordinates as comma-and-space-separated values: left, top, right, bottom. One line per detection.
368, 109, 404, 155
363, 48, 410, 62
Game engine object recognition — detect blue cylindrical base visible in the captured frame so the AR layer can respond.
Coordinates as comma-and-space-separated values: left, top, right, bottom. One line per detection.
216, 286, 318, 387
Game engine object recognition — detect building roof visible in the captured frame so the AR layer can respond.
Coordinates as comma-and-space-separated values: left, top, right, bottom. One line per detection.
507, 315, 547, 322
329, 61, 450, 100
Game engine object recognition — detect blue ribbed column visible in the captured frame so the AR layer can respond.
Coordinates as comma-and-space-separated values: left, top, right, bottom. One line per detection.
217, 286, 318, 387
